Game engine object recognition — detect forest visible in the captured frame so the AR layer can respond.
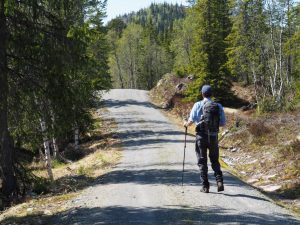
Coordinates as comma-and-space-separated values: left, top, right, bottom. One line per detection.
108, 0, 300, 109
0, 0, 110, 207
0, 0, 300, 210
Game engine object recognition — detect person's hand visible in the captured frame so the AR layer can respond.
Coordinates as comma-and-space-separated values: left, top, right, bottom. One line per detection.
183, 121, 189, 128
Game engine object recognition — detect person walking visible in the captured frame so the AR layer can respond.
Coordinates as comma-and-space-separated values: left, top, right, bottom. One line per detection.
184, 85, 226, 193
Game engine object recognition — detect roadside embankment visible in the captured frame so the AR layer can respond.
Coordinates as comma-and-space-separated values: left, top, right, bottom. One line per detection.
150, 73, 300, 215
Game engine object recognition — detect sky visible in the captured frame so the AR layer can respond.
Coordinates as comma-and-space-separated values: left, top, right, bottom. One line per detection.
104, 0, 187, 23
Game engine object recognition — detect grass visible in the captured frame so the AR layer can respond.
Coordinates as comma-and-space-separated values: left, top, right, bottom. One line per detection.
0, 108, 122, 224
52, 159, 66, 169
0, 192, 78, 224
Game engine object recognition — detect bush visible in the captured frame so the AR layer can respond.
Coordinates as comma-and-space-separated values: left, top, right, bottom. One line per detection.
257, 98, 279, 113
248, 120, 271, 137
77, 165, 87, 175
292, 81, 300, 107
286, 140, 300, 157
32, 178, 50, 194
257, 81, 300, 113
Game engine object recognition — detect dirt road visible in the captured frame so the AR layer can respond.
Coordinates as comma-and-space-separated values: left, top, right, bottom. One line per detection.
55, 89, 300, 225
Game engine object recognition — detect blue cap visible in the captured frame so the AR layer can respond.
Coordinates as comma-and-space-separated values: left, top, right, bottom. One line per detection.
201, 85, 212, 95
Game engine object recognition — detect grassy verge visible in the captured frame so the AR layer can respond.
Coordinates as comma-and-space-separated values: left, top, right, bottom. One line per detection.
0, 107, 122, 224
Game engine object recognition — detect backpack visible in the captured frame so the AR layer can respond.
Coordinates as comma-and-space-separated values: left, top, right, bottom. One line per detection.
196, 100, 220, 134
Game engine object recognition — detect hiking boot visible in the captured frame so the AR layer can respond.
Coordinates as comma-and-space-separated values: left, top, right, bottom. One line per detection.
217, 181, 224, 192
200, 183, 209, 193
200, 186, 209, 193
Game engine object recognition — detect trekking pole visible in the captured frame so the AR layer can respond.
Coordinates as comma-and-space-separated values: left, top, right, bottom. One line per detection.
181, 126, 188, 193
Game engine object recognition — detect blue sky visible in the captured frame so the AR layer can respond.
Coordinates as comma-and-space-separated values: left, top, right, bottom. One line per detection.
104, 0, 187, 23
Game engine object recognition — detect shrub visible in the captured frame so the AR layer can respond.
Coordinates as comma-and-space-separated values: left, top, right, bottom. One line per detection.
286, 140, 300, 157
248, 120, 271, 137
291, 81, 300, 107
77, 165, 86, 175
257, 97, 279, 113
32, 178, 50, 194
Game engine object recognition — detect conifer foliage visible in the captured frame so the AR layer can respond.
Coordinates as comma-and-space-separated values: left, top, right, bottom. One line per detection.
0, 0, 110, 205
171, 0, 300, 108
185, 0, 232, 102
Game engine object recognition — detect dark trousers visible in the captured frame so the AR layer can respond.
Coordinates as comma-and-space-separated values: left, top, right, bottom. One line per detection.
195, 133, 223, 186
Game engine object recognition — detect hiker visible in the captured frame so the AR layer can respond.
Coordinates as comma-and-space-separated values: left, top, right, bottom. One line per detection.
184, 85, 226, 193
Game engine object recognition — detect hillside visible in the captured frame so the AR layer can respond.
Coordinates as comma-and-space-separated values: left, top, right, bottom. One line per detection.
106, 3, 187, 90
117, 3, 186, 42
150, 73, 300, 214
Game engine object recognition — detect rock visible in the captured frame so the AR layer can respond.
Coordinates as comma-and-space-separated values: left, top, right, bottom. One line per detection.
161, 102, 170, 109
44, 210, 52, 215
71, 210, 78, 214
231, 148, 240, 152
262, 174, 277, 180
222, 156, 234, 166
221, 130, 229, 136
247, 178, 259, 184
176, 83, 185, 92
187, 74, 195, 80
259, 184, 282, 192
297, 134, 300, 142
231, 148, 237, 152
247, 159, 258, 164
156, 79, 163, 87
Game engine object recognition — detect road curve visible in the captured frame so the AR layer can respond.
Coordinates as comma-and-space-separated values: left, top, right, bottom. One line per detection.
57, 89, 300, 225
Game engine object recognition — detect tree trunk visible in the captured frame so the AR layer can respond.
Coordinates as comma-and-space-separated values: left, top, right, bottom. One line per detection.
113, 47, 124, 88
39, 119, 54, 181
0, 0, 17, 200
286, 0, 292, 85
74, 127, 80, 151
52, 138, 58, 158
49, 108, 58, 158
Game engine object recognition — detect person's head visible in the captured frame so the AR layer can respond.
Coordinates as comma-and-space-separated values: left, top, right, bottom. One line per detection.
201, 85, 212, 98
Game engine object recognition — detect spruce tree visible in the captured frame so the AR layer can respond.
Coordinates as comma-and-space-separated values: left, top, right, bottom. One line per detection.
186, 0, 232, 102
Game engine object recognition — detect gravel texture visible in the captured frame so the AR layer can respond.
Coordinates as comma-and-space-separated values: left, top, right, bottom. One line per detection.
52, 89, 300, 225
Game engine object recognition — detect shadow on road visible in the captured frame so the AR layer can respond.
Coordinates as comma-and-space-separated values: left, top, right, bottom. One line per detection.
105, 99, 161, 110
3, 205, 298, 225
116, 129, 193, 140
212, 193, 270, 202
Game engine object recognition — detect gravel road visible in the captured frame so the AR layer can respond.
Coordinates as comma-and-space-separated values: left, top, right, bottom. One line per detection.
55, 89, 300, 225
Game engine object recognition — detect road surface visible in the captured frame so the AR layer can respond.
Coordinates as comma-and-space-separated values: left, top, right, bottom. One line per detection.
55, 89, 300, 225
